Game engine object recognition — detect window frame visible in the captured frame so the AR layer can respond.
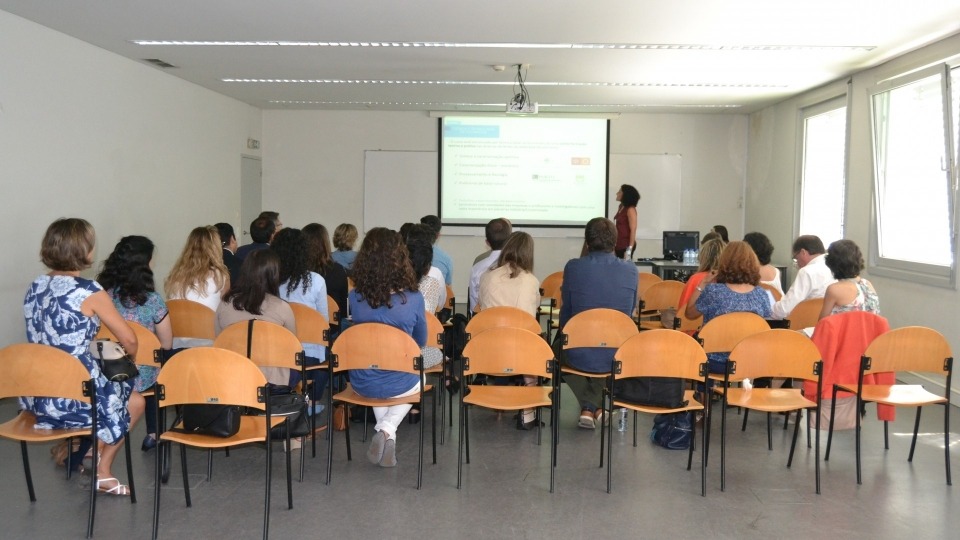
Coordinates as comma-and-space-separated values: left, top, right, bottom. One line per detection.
867, 63, 959, 288
795, 94, 849, 247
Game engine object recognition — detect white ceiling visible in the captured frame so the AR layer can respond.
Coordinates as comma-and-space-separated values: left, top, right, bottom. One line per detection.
4, 1, 960, 113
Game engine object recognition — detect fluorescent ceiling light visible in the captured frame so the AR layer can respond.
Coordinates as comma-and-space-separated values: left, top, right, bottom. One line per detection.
268, 100, 742, 109
133, 40, 875, 52
229, 79, 785, 88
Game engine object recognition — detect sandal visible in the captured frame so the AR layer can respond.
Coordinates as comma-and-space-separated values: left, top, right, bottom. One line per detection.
96, 477, 130, 496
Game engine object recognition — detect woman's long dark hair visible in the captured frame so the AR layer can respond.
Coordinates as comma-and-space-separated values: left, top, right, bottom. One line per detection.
303, 223, 334, 274
352, 227, 417, 309
97, 235, 156, 308
271, 228, 312, 296
223, 249, 281, 315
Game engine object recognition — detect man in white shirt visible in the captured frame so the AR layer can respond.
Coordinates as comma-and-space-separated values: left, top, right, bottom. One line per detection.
771, 235, 836, 319
468, 218, 512, 311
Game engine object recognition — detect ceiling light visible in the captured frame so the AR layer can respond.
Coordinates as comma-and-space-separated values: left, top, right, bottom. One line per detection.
224, 78, 786, 88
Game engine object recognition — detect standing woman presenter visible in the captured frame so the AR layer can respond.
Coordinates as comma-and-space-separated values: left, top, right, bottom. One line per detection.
614, 184, 640, 259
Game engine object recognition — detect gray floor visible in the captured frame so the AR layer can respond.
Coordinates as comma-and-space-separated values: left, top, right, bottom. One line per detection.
1, 386, 958, 540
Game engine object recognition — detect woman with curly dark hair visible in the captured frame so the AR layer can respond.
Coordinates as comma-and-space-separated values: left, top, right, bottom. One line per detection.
819, 239, 879, 320
743, 231, 783, 296
302, 223, 348, 328
349, 227, 426, 468
614, 184, 640, 258
685, 241, 773, 373
97, 235, 173, 452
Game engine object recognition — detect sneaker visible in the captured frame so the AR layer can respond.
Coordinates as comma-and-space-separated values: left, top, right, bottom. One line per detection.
578, 411, 596, 429
367, 431, 387, 464
379, 439, 397, 467
307, 402, 325, 417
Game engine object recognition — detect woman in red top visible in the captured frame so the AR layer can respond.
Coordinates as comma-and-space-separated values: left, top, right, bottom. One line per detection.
614, 184, 640, 258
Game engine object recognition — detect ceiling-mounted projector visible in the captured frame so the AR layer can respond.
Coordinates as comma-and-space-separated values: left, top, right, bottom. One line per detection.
507, 94, 538, 114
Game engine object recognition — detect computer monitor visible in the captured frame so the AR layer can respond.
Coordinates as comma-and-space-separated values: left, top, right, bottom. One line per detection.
662, 231, 700, 261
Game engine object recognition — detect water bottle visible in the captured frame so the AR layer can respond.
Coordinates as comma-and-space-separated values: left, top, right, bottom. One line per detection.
693, 248, 699, 265
624, 246, 632, 261
617, 408, 628, 432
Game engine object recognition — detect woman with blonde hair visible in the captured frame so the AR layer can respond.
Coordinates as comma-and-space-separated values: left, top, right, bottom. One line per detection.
331, 223, 359, 271
677, 237, 726, 311
164, 225, 230, 312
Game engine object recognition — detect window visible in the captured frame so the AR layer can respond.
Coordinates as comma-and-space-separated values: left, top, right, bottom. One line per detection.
868, 64, 958, 287
798, 96, 847, 247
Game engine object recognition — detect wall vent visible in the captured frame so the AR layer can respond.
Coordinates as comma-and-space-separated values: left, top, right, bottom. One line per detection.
142, 58, 177, 69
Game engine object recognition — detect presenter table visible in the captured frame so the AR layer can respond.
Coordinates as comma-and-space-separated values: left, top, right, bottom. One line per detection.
636, 260, 788, 290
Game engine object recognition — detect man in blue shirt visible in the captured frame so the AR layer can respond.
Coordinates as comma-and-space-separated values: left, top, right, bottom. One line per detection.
559, 217, 638, 429
420, 215, 453, 285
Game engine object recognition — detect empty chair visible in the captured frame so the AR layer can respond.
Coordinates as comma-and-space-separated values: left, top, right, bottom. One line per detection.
786, 297, 824, 333
538, 271, 564, 341
466, 305, 543, 338
637, 280, 684, 330
166, 299, 216, 348
637, 272, 663, 298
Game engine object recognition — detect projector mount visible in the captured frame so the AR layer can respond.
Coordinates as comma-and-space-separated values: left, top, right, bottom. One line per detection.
507, 64, 538, 114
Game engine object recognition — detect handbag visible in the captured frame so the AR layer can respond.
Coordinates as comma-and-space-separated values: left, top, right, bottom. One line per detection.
650, 412, 693, 450
613, 376, 687, 409
332, 404, 350, 431
253, 389, 310, 440
88, 339, 140, 383
179, 404, 242, 437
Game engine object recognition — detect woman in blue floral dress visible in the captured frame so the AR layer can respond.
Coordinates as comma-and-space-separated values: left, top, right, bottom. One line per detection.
96, 235, 173, 451
22, 218, 144, 496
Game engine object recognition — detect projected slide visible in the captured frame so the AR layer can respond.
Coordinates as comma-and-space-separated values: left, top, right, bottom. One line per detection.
440, 116, 609, 227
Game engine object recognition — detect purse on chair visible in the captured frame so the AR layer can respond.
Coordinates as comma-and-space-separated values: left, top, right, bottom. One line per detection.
88, 339, 140, 382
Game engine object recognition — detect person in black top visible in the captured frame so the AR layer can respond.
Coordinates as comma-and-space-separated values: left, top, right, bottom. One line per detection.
214, 222, 242, 284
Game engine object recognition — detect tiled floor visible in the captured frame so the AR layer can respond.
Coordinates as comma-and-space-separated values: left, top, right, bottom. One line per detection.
1, 386, 958, 539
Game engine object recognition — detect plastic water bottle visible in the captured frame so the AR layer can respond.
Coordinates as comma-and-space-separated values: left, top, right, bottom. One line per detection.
693, 248, 699, 265
624, 246, 632, 261
617, 408, 628, 432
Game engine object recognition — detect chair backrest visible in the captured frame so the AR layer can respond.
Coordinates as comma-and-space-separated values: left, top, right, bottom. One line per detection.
462, 326, 555, 379
327, 295, 341, 326
0, 343, 91, 402
540, 271, 564, 308
787, 297, 824, 330
425, 311, 445, 348
637, 272, 663, 298
213, 320, 304, 370
465, 306, 542, 337
444, 285, 456, 313
863, 326, 953, 376
97, 321, 162, 368
728, 329, 823, 382
166, 299, 216, 340
613, 329, 707, 381
562, 308, 638, 350
759, 282, 783, 302
156, 347, 267, 410
289, 302, 330, 347
697, 312, 770, 354
330, 322, 423, 373
674, 309, 703, 333
640, 280, 685, 311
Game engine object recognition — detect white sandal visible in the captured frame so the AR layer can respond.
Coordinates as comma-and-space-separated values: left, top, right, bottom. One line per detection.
96, 477, 130, 496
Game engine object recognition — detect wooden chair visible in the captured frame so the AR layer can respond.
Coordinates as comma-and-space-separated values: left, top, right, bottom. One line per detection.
459, 327, 558, 492
443, 285, 456, 317
0, 343, 126, 538
424, 311, 453, 444
720, 330, 824, 493
166, 299, 216, 347
786, 297, 824, 332
289, 303, 332, 458
637, 272, 662, 298
326, 323, 433, 489
326, 295, 341, 335
213, 320, 307, 479
538, 271, 564, 341
637, 280, 684, 330
608, 330, 708, 494
559, 308, 639, 464
151, 347, 284, 540
828, 326, 953, 485
466, 305, 542, 338
759, 282, 783, 301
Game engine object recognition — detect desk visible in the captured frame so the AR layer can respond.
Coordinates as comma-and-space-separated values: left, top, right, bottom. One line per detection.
636, 260, 788, 290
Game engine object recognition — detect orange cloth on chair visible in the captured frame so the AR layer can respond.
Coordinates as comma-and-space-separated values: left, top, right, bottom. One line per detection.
803, 311, 895, 422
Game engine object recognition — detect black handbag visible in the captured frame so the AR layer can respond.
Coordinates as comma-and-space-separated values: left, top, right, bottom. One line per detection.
261, 390, 310, 440
179, 404, 242, 437
650, 412, 693, 450
88, 339, 140, 383
613, 376, 687, 409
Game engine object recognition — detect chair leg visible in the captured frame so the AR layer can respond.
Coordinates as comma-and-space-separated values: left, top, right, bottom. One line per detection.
806, 404, 812, 449
855, 394, 863, 485
206, 449, 213, 481
908, 407, 922, 461
124, 436, 137, 504
311, 404, 317, 458
344, 412, 353, 462
886, 418, 892, 451
285, 437, 293, 509
263, 434, 272, 540
152, 440, 163, 540
20, 441, 36, 502
457, 398, 465, 489
432, 390, 438, 464
700, 408, 707, 497
766, 412, 773, 451
550, 401, 557, 494
417, 395, 425, 490
599, 404, 606, 468
815, 403, 822, 495
720, 394, 728, 492
741, 409, 750, 431
787, 410, 802, 468
606, 401, 613, 493
632, 410, 638, 447
944, 402, 952, 486
825, 386, 838, 461
88, 447, 97, 539
687, 413, 695, 472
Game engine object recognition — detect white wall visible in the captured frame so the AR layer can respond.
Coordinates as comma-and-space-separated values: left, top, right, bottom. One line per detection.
262, 111, 748, 296
0, 11, 261, 347
746, 32, 960, 395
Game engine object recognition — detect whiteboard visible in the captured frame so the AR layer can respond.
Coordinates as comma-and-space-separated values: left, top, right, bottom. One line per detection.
364, 150, 681, 238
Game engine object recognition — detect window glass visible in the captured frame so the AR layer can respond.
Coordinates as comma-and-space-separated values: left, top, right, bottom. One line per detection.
799, 99, 846, 247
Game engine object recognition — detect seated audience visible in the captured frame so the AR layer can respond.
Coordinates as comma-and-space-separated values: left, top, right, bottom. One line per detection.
420, 214, 453, 285
771, 234, 836, 319
685, 241, 773, 374
403, 224, 447, 308
743, 231, 784, 296
331, 222, 359, 271
819, 239, 879, 319
677, 237, 726, 314
559, 217, 638, 429
97, 235, 172, 452
24, 218, 144, 495
712, 224, 730, 243
303, 223, 349, 327
468, 218, 512, 311
214, 222, 242, 284
348, 228, 427, 468
235, 216, 276, 262
165, 226, 230, 347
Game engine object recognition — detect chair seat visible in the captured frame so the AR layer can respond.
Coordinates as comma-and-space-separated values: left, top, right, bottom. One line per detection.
160, 416, 284, 448
0, 412, 90, 442
333, 383, 432, 408
559, 366, 608, 378
638, 321, 665, 331
836, 383, 948, 407
463, 385, 552, 410
613, 389, 704, 415
725, 388, 816, 412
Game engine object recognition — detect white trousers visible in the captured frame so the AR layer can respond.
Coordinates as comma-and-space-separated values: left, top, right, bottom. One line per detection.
373, 381, 421, 440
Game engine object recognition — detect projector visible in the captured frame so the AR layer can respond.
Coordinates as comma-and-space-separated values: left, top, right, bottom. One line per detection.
506, 100, 538, 114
